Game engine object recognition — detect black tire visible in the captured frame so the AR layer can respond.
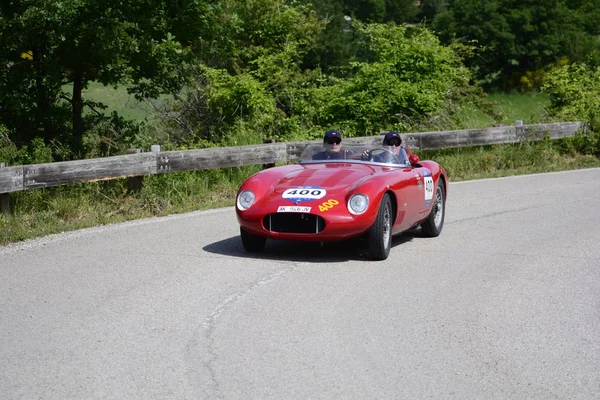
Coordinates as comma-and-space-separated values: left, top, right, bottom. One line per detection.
240, 227, 266, 252
421, 180, 445, 237
367, 193, 393, 260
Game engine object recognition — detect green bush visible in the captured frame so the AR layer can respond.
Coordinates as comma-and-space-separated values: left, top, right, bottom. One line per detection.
83, 112, 151, 157
0, 134, 54, 165
542, 62, 600, 155
159, 21, 488, 146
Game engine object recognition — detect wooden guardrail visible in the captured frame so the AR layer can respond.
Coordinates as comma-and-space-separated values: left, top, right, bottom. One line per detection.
0, 121, 587, 214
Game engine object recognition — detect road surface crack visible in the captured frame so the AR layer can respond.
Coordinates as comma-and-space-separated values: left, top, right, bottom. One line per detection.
199, 262, 303, 399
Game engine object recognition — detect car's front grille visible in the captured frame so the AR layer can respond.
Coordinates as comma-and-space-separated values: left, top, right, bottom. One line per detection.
263, 213, 326, 233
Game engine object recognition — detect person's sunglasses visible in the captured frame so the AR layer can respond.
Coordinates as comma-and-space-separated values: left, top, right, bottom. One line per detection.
385, 141, 401, 147
326, 139, 341, 145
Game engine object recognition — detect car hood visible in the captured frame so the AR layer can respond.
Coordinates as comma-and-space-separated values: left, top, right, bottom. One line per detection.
273, 164, 375, 194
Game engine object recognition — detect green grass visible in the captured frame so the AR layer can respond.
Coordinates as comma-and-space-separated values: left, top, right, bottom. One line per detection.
420, 141, 600, 181
0, 166, 261, 245
457, 91, 551, 128
61, 81, 171, 121
487, 91, 551, 125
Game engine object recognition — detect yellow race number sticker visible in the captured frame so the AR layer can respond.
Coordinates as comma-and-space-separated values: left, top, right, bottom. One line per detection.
319, 199, 339, 212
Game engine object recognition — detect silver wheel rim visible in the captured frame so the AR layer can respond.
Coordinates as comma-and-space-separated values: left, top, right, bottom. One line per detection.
433, 188, 444, 228
383, 202, 391, 246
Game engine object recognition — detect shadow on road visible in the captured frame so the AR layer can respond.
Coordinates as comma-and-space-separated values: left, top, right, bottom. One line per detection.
203, 230, 421, 263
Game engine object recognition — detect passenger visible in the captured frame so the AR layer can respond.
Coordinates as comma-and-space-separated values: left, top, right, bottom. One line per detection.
362, 131, 409, 164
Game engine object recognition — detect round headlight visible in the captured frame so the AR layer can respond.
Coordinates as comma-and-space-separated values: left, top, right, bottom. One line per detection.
237, 190, 255, 210
348, 194, 368, 215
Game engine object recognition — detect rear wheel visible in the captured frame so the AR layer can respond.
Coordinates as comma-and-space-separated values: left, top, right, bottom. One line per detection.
421, 180, 445, 237
367, 194, 393, 260
240, 227, 266, 252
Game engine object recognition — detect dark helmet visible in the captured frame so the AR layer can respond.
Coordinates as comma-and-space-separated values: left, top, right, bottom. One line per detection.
323, 129, 342, 142
383, 131, 402, 146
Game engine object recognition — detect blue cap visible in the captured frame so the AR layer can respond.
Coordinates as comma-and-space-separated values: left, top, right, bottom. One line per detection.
383, 131, 402, 145
323, 129, 342, 142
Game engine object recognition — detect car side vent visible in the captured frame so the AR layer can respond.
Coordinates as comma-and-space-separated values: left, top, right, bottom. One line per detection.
263, 213, 326, 234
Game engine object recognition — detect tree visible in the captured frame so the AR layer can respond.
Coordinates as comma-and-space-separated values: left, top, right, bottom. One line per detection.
316, 23, 473, 134
431, 0, 600, 89
304, 0, 421, 23
384, 0, 420, 23
345, 0, 386, 22
416, 0, 448, 23
543, 63, 600, 131
0, 0, 213, 156
300, 0, 424, 74
155, 0, 328, 144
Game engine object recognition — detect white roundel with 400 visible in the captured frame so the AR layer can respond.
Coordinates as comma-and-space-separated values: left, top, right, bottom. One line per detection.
282, 186, 326, 204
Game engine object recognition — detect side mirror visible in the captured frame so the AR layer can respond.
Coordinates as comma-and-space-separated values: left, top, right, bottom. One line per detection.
409, 154, 420, 165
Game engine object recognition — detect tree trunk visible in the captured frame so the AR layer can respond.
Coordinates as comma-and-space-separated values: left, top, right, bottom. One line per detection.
72, 71, 85, 156
33, 47, 53, 143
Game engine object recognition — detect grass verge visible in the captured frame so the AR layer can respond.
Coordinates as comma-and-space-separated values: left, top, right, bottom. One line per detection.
1, 139, 599, 246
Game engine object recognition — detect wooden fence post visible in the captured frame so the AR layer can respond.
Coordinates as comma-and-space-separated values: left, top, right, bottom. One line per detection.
126, 149, 144, 193
263, 139, 276, 169
0, 162, 9, 217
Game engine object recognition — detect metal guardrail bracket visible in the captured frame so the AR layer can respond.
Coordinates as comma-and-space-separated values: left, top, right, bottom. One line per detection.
158, 155, 171, 172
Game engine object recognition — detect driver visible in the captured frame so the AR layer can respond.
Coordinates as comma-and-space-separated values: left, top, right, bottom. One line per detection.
362, 131, 409, 164
312, 130, 345, 160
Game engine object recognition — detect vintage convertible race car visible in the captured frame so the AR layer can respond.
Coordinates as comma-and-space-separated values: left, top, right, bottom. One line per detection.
235, 143, 447, 260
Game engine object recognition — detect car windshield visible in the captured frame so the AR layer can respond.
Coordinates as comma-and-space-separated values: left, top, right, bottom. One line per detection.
299, 144, 411, 167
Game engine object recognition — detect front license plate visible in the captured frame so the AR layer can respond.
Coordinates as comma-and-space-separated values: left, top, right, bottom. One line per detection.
277, 206, 311, 213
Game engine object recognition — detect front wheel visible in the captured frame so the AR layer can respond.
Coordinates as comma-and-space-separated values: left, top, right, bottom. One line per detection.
421, 180, 445, 237
367, 193, 393, 260
240, 227, 266, 252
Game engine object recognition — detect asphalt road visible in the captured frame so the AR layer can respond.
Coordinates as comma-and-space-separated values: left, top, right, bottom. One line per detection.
1, 168, 599, 399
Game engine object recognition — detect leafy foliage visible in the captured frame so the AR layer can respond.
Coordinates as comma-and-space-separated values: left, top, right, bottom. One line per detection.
160, 10, 484, 146
432, 0, 600, 89
542, 62, 600, 154
313, 23, 473, 134
153, 0, 330, 145
0, 0, 212, 157
302, 0, 423, 73
3, 0, 599, 163
203, 0, 323, 73
304, 0, 421, 23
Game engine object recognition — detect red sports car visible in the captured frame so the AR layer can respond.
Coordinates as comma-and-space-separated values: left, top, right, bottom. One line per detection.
235, 143, 447, 260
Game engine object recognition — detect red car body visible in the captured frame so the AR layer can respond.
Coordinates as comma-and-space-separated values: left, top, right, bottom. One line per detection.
235, 144, 447, 260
